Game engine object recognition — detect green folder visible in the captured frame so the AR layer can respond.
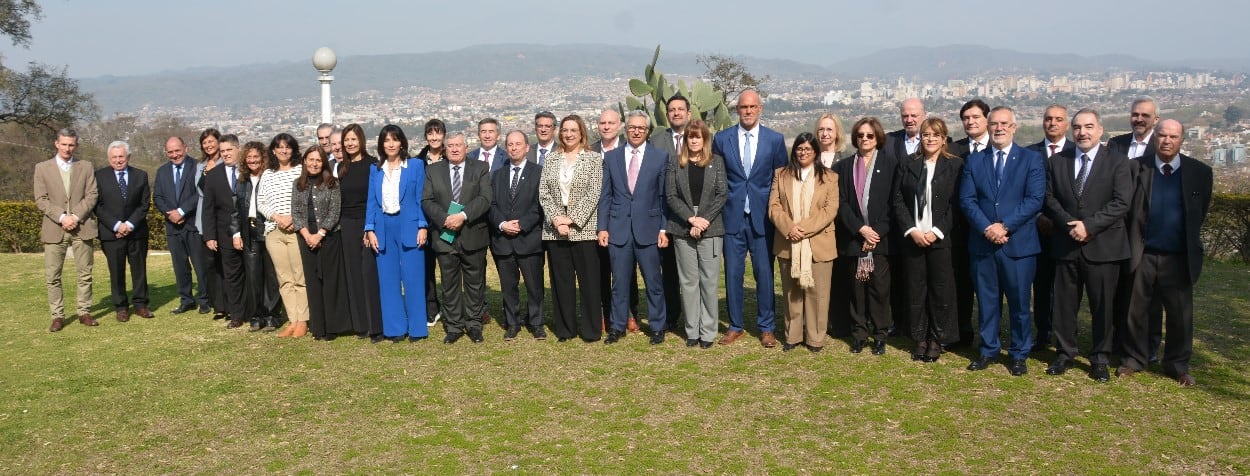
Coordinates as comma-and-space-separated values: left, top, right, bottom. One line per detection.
440, 201, 464, 243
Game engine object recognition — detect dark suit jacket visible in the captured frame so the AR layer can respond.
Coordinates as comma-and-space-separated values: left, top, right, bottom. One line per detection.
422, 159, 493, 253
712, 124, 788, 236
1127, 154, 1213, 284
200, 164, 241, 245
598, 143, 668, 246
488, 161, 544, 255
665, 154, 728, 238
1042, 147, 1133, 262
1107, 132, 1158, 160
466, 146, 508, 174
950, 136, 990, 159
94, 166, 150, 242
153, 157, 201, 235
232, 175, 264, 240
883, 129, 913, 164
958, 143, 1046, 258
650, 128, 680, 159
892, 154, 964, 249
833, 151, 899, 256
590, 138, 621, 154
525, 142, 558, 166
1026, 139, 1076, 158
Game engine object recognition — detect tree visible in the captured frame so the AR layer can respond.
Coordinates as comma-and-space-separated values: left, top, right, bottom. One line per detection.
696, 54, 770, 105
0, 0, 40, 50
1225, 105, 1245, 126
0, 0, 98, 132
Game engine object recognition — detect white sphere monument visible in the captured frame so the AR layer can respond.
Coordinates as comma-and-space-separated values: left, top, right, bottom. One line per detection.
312, 47, 337, 125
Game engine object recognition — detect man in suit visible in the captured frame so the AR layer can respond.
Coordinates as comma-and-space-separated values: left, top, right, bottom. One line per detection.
648, 93, 690, 333
713, 89, 789, 348
950, 99, 991, 159
884, 98, 926, 162
196, 128, 224, 316
599, 111, 670, 345
423, 133, 494, 344
959, 106, 1046, 376
1107, 97, 1159, 160
591, 109, 623, 154
1041, 109, 1133, 382
525, 111, 558, 166
934, 99, 988, 349
491, 131, 546, 340
466, 118, 508, 174
33, 128, 99, 331
95, 141, 153, 322
1026, 104, 1076, 351
591, 107, 637, 330
200, 134, 247, 328
1119, 119, 1212, 387
328, 129, 342, 178
155, 136, 209, 314
834, 132, 899, 355
316, 123, 335, 162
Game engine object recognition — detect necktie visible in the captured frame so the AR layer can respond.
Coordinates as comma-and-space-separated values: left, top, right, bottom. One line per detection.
118, 171, 128, 201
1163, 163, 1173, 176
972, 142, 981, 154
452, 165, 462, 202
995, 151, 1005, 186
509, 166, 521, 199
742, 132, 754, 173
627, 148, 641, 194
538, 148, 548, 165
482, 150, 491, 164
227, 166, 236, 192
675, 133, 684, 152
1048, 144, 1058, 157
1075, 154, 1091, 198
173, 164, 182, 200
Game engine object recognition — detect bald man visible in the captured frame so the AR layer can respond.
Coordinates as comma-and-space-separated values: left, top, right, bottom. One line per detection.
154, 136, 209, 314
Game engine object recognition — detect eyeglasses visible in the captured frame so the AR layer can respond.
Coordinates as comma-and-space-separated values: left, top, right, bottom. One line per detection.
794, 146, 815, 153
626, 126, 648, 132
856, 133, 876, 139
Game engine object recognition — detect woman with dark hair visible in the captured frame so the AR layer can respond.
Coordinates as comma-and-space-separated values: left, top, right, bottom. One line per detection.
292, 146, 347, 341
337, 123, 385, 341
235, 141, 282, 331
664, 119, 727, 348
257, 133, 308, 337
538, 114, 604, 342
892, 117, 963, 362
414, 118, 446, 327
365, 124, 429, 342
768, 132, 839, 352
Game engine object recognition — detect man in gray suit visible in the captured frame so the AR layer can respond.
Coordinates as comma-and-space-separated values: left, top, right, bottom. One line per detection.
467, 118, 508, 174
423, 133, 494, 344
33, 128, 99, 331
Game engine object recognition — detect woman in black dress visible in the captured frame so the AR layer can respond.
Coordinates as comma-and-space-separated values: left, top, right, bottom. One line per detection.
337, 123, 385, 342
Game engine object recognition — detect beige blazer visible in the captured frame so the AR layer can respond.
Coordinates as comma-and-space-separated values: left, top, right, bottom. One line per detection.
538, 150, 603, 242
768, 168, 838, 262
33, 157, 98, 243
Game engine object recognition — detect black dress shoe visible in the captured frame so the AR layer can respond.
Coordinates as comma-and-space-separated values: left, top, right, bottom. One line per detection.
850, 339, 866, 354
782, 343, 799, 352
1031, 337, 1053, 353
444, 332, 464, 344
1009, 359, 1028, 376
408, 335, 426, 342
604, 329, 625, 344
557, 337, 573, 343
871, 340, 887, 355
967, 355, 995, 371
1045, 356, 1073, 375
370, 335, 385, 344
213, 312, 228, 321
808, 345, 823, 353
1089, 363, 1111, 383
198, 304, 211, 314
699, 340, 713, 349
467, 329, 484, 343
225, 317, 245, 329
503, 327, 520, 341
686, 338, 699, 347
529, 326, 548, 340
386, 336, 404, 343
649, 331, 664, 345
172, 303, 196, 314
248, 318, 263, 332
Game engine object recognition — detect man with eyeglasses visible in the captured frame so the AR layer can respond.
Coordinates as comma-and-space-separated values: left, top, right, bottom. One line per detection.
526, 111, 558, 166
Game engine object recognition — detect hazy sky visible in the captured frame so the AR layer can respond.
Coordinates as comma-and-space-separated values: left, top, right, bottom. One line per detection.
4, 0, 1247, 78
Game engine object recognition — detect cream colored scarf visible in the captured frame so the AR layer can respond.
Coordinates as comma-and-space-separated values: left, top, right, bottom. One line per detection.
788, 168, 817, 289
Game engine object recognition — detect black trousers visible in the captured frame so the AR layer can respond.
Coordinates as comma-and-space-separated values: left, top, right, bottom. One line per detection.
340, 216, 383, 337
1122, 252, 1194, 376
203, 241, 225, 313
494, 251, 545, 330
887, 252, 908, 336
101, 237, 149, 309
216, 241, 246, 320
301, 232, 350, 337
242, 226, 281, 320
1033, 252, 1057, 343
166, 229, 207, 307
901, 244, 957, 345
1052, 257, 1120, 364
549, 240, 602, 341
952, 228, 975, 344
841, 254, 892, 342
437, 246, 487, 334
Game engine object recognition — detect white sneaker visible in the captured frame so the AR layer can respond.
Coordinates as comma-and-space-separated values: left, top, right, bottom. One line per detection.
427, 312, 441, 327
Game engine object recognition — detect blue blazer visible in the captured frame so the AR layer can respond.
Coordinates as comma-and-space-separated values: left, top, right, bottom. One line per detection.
598, 143, 668, 246
466, 146, 509, 175
365, 159, 428, 251
152, 157, 201, 235
712, 124, 788, 236
958, 143, 1046, 258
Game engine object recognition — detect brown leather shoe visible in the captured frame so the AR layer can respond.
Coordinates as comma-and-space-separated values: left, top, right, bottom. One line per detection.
760, 331, 778, 348
1115, 366, 1137, 378
49, 318, 65, 332
79, 314, 99, 326
134, 307, 154, 318
116, 309, 130, 322
719, 329, 745, 345
627, 316, 640, 333
225, 317, 245, 329
482, 311, 493, 325
1176, 374, 1196, 387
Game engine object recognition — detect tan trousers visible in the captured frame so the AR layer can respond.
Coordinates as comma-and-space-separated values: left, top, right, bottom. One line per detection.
45, 234, 94, 319
778, 258, 834, 347
265, 229, 309, 323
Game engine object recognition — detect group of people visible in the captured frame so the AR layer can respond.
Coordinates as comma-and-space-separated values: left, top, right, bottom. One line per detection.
33, 89, 1211, 386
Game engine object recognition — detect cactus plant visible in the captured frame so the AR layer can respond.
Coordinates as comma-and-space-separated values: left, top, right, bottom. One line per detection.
619, 45, 737, 132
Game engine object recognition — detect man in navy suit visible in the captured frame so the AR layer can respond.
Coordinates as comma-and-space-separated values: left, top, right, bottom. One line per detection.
712, 89, 788, 348
490, 130, 547, 341
959, 106, 1046, 376
154, 137, 208, 314
599, 111, 669, 345
467, 118, 509, 174
95, 141, 152, 322
1026, 104, 1075, 351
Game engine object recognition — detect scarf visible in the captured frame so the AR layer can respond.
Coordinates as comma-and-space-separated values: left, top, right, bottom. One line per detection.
788, 168, 817, 289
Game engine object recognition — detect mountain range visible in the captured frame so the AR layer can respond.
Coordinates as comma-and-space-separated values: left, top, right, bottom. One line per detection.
78, 43, 1249, 115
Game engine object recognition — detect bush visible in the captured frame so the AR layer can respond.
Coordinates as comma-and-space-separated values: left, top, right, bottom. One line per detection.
1204, 194, 1250, 263
0, 201, 168, 252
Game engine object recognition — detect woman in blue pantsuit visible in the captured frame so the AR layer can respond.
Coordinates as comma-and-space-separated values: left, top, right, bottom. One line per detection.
365, 124, 429, 342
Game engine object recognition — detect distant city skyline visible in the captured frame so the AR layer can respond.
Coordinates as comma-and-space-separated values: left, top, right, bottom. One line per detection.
3, 0, 1248, 78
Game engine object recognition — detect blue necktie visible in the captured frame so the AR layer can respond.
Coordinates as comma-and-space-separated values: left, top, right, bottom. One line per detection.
118, 171, 128, 201
172, 164, 182, 200
994, 151, 1005, 187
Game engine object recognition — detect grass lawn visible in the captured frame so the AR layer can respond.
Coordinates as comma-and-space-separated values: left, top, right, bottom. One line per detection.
0, 251, 1247, 474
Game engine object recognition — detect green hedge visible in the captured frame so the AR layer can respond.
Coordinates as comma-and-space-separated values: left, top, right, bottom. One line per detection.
0, 201, 168, 252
